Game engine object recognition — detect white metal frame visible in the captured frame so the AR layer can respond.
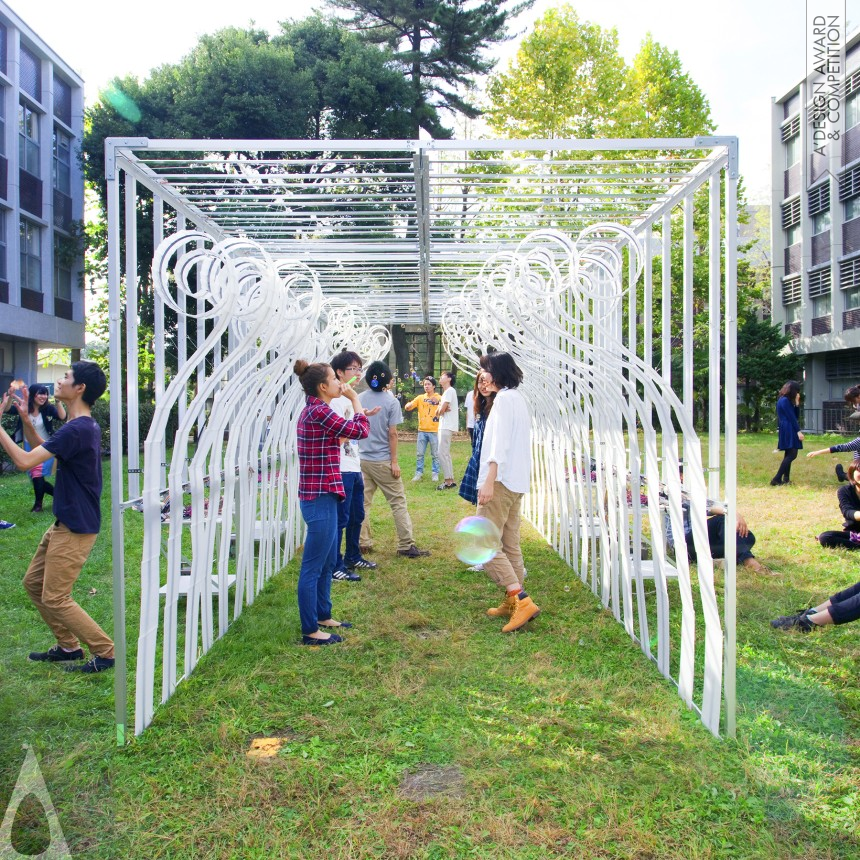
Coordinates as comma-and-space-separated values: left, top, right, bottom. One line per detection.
105, 137, 738, 739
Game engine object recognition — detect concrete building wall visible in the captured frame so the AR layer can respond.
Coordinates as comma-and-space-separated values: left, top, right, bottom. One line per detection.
0, 1, 85, 393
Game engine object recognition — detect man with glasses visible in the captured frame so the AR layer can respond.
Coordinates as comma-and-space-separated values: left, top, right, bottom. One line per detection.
329, 351, 379, 581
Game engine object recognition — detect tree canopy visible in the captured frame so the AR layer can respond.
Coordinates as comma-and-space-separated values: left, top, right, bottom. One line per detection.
328, 0, 535, 137
486, 5, 714, 139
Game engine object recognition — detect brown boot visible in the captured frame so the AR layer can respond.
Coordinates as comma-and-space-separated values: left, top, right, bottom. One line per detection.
486, 592, 518, 618
502, 595, 540, 632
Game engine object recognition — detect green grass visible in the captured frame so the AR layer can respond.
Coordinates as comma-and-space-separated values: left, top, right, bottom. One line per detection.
1, 435, 859, 858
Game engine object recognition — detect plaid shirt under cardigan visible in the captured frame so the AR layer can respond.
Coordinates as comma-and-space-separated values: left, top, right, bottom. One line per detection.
296, 396, 369, 501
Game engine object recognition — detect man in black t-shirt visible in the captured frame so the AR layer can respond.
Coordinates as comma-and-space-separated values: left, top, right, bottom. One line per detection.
0, 361, 114, 674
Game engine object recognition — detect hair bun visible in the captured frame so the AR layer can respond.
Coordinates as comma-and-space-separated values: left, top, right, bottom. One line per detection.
293, 359, 309, 377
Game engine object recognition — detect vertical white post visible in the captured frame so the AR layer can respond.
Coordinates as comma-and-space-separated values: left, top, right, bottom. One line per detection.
153, 196, 166, 489
661, 212, 672, 389
107, 143, 127, 746
724, 157, 739, 738
682, 194, 694, 421
125, 174, 140, 500
708, 174, 722, 501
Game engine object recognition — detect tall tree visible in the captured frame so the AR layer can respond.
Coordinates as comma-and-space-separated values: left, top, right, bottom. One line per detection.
486, 6, 626, 139
328, 0, 534, 138
82, 21, 417, 391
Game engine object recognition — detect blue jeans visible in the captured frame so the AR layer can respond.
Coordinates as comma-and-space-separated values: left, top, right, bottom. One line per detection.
336, 471, 365, 569
415, 430, 439, 476
298, 494, 339, 635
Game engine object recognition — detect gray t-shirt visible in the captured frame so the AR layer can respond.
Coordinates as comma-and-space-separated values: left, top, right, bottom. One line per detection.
358, 390, 402, 461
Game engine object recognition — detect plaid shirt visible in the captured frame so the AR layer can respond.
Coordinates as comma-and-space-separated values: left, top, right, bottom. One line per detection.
297, 396, 369, 501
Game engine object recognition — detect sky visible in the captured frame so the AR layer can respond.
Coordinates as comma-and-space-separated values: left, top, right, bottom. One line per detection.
13, 0, 840, 204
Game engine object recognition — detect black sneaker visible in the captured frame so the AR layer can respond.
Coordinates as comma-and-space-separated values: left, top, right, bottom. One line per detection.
348, 558, 377, 571
836, 464, 848, 482
29, 645, 84, 663
65, 655, 115, 673
770, 612, 815, 633
397, 545, 431, 558
332, 568, 361, 582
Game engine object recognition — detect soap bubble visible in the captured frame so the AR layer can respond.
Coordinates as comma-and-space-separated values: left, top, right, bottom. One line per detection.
454, 516, 500, 565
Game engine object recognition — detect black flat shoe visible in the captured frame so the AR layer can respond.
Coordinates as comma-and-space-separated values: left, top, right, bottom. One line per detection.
301, 633, 343, 646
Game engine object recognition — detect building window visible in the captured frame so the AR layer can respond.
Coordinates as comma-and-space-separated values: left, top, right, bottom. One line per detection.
785, 301, 802, 323
844, 284, 860, 310
19, 45, 41, 103
0, 91, 5, 157
812, 210, 831, 234
0, 23, 7, 77
53, 128, 71, 196
849, 90, 860, 131
18, 102, 40, 176
785, 134, 800, 168
0, 211, 6, 281
812, 293, 832, 316
53, 76, 72, 127
847, 196, 860, 222
53, 234, 71, 300
785, 223, 801, 246
19, 219, 41, 292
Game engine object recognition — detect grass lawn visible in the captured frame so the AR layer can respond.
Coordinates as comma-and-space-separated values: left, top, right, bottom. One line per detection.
1, 434, 858, 858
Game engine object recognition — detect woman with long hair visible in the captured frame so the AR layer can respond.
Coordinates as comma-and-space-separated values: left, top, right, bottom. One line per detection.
3, 383, 66, 511
294, 359, 369, 645
771, 380, 803, 486
475, 352, 540, 633
459, 370, 496, 507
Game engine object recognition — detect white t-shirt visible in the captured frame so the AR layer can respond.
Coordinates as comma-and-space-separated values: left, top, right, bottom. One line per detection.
464, 390, 475, 429
478, 387, 531, 494
329, 395, 361, 472
438, 387, 458, 433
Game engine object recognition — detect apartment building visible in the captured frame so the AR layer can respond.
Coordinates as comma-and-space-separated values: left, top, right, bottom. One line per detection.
0, 2, 84, 392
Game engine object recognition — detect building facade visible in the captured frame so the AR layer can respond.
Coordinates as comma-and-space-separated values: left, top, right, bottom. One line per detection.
0, 2, 84, 392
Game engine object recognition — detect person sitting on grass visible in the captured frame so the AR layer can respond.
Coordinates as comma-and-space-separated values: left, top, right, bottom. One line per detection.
771, 583, 860, 633
0, 362, 115, 673
814, 461, 860, 549
806, 384, 860, 482
666, 475, 772, 574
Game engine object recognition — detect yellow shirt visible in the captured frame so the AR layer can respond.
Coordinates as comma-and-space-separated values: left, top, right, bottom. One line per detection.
406, 392, 441, 431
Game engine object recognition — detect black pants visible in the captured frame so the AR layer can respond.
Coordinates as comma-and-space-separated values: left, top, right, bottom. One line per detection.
772, 448, 798, 484
687, 515, 756, 564
32, 476, 54, 507
828, 580, 860, 624
818, 530, 860, 550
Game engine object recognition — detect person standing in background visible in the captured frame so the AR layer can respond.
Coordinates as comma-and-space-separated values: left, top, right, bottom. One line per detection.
404, 377, 440, 482
3, 383, 66, 512
436, 370, 458, 490
464, 387, 476, 448
770, 380, 803, 486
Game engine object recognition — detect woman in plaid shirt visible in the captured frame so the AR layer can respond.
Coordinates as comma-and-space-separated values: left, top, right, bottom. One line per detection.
294, 360, 369, 645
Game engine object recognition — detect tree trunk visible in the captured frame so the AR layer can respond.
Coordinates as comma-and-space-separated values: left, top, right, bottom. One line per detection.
423, 325, 437, 378
391, 324, 409, 381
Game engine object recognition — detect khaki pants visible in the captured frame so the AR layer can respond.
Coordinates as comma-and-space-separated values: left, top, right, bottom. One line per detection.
438, 429, 454, 480
360, 460, 415, 551
476, 481, 525, 591
23, 523, 115, 659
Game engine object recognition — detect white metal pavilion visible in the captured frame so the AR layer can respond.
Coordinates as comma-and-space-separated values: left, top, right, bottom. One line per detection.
105, 137, 739, 742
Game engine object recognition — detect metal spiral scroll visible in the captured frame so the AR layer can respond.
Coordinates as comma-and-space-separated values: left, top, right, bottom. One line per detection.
441, 224, 724, 736
136, 234, 389, 734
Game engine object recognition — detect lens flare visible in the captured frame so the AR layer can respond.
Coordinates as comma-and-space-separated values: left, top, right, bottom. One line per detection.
454, 516, 500, 565
102, 83, 141, 123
